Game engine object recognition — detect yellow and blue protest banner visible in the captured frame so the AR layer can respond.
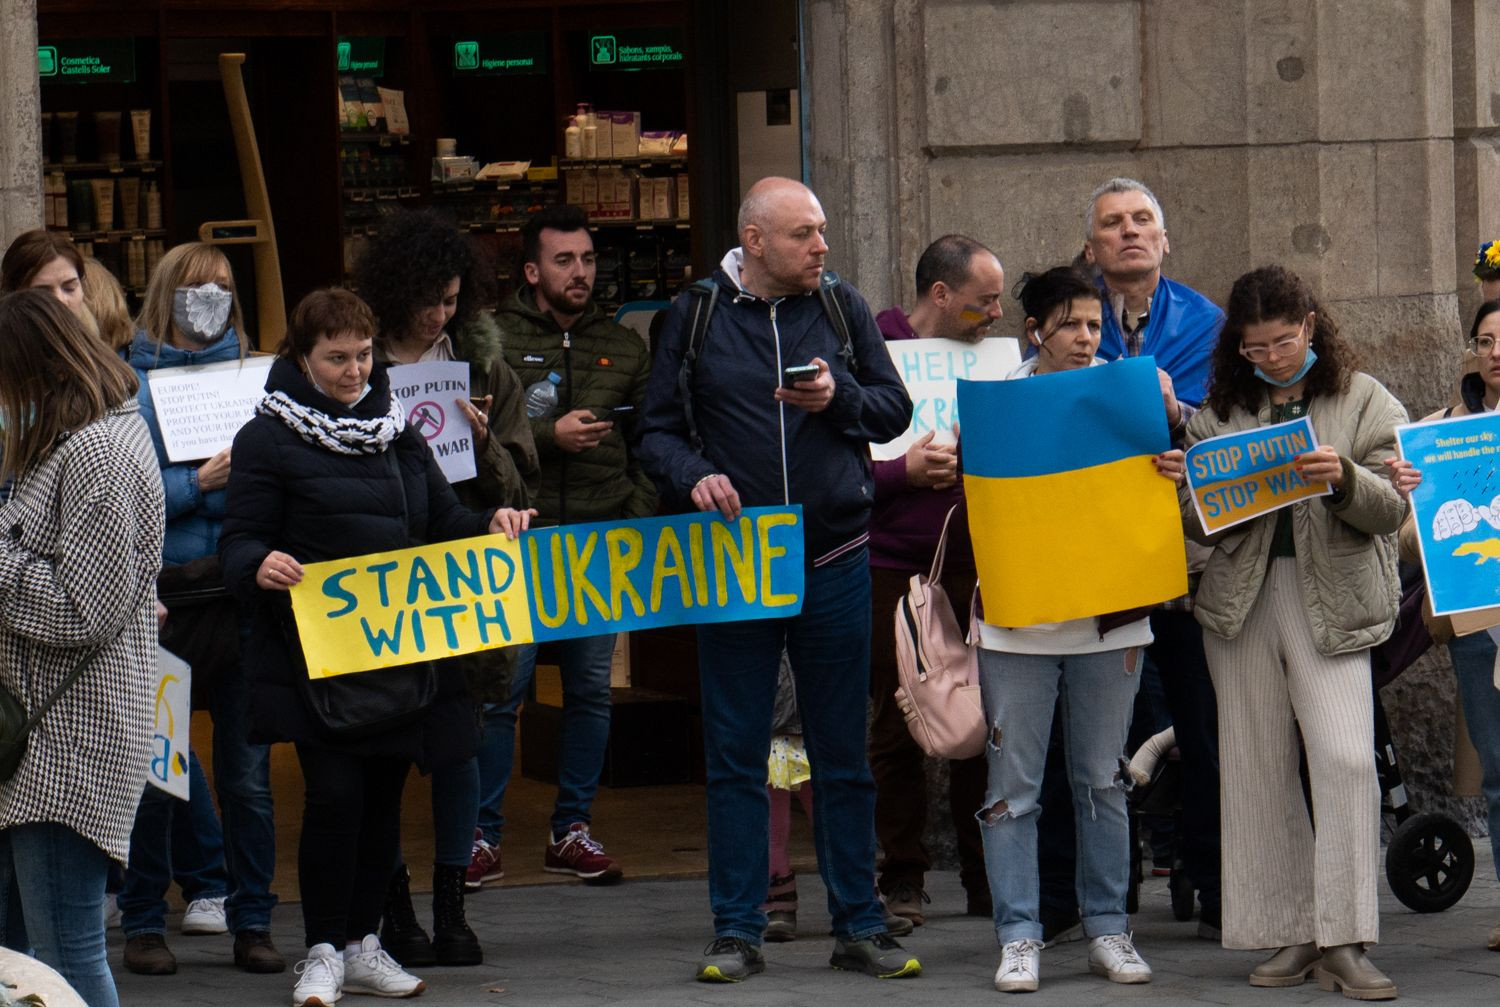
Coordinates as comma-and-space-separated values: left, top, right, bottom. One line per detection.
289, 506, 805, 679
1185, 417, 1330, 534
1396, 411, 1500, 617
957, 357, 1186, 627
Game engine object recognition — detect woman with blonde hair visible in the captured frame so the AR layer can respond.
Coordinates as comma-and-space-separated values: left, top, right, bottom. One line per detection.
121, 241, 284, 976
81, 259, 134, 352
0, 289, 164, 1007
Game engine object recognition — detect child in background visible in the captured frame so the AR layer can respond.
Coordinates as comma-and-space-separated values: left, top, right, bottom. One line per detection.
763, 653, 813, 941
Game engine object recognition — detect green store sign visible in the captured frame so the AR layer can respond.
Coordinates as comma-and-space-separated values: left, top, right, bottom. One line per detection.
451, 32, 548, 76
37, 38, 136, 84
337, 37, 386, 77
588, 28, 685, 70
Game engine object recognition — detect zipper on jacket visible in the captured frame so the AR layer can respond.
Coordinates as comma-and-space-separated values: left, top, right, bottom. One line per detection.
768, 302, 790, 506
560, 331, 572, 524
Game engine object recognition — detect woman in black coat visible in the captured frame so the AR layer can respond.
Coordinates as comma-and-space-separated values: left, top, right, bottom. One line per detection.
219, 289, 530, 1007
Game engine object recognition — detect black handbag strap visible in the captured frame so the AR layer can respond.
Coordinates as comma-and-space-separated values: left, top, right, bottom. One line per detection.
19, 645, 99, 738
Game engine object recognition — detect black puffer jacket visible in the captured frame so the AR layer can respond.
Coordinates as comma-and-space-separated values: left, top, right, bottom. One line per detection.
219, 357, 494, 768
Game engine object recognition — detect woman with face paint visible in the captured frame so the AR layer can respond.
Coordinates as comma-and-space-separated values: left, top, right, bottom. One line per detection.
119, 242, 286, 978
1182, 265, 1405, 999
218, 289, 531, 1007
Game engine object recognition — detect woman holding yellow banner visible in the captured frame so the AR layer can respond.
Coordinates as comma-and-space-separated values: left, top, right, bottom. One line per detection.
219, 289, 531, 1007
978, 266, 1184, 995
1184, 265, 1405, 1000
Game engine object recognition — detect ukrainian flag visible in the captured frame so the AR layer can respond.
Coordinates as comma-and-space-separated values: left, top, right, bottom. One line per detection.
958, 357, 1187, 627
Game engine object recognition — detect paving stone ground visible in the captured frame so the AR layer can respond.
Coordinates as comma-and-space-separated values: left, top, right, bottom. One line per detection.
112, 846, 1500, 1006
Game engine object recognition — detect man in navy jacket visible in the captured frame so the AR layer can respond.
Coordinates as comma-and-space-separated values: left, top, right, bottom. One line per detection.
639, 177, 916, 983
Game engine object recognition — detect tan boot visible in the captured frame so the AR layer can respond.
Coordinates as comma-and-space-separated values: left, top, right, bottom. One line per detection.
1248, 942, 1320, 988
1488, 922, 1500, 951
1314, 944, 1397, 1001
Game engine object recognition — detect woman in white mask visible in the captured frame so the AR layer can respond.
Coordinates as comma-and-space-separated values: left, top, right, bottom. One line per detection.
122, 243, 286, 978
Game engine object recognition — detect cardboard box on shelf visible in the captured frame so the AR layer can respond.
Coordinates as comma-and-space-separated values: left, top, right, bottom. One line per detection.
652, 176, 674, 221
675, 173, 690, 220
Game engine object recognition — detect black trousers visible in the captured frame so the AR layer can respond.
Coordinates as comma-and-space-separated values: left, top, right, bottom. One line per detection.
295, 744, 410, 948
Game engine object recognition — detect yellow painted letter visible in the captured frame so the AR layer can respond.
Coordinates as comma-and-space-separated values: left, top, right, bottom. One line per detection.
710, 518, 757, 607
567, 532, 611, 625
527, 536, 569, 629
649, 526, 692, 611
605, 527, 646, 619
756, 512, 799, 607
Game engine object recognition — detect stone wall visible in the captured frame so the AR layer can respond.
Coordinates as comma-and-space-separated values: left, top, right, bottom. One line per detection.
806, 0, 1500, 850
0, 0, 42, 249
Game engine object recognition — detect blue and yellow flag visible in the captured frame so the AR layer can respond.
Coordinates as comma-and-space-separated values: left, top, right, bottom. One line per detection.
958, 357, 1187, 627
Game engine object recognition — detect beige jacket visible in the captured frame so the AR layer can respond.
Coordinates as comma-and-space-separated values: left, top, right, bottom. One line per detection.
1181, 372, 1408, 656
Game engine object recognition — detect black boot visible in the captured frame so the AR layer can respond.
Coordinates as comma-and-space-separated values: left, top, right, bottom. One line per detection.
432, 863, 484, 966
380, 865, 436, 967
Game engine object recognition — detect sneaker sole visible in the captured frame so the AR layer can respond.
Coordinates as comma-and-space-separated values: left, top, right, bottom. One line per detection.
830, 955, 922, 979
342, 981, 426, 998
1089, 963, 1151, 984
544, 865, 622, 884
181, 923, 228, 936
995, 978, 1039, 993
463, 870, 503, 892
295, 996, 341, 1007
696, 962, 764, 983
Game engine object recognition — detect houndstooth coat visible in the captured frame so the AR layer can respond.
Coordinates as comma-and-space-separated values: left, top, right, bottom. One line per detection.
0, 402, 164, 863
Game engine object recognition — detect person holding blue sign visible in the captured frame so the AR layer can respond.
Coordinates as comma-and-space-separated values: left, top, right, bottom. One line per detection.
978, 266, 1185, 995
1183, 265, 1406, 1000
218, 289, 532, 1007
1387, 297, 1500, 951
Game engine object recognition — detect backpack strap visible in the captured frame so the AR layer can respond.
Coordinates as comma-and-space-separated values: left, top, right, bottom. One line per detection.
678, 278, 720, 453
818, 271, 858, 374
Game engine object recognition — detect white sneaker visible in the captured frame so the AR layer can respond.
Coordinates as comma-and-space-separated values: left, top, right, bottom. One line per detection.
182, 895, 229, 935
995, 939, 1043, 993
293, 943, 344, 1007
1087, 932, 1152, 984
342, 934, 426, 998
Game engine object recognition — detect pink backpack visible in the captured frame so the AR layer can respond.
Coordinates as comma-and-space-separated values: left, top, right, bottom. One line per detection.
892, 505, 985, 760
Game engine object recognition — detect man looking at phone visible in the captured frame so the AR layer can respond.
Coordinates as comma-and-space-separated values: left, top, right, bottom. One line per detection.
477, 204, 656, 886
639, 177, 915, 982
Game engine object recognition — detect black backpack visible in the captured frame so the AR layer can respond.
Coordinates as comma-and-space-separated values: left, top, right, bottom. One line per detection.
676, 271, 858, 451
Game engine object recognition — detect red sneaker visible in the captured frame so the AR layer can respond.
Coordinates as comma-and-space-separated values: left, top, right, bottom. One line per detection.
466, 827, 503, 891
544, 823, 623, 884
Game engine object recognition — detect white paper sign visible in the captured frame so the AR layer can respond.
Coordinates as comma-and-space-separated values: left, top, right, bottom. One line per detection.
872, 337, 1022, 461
387, 361, 476, 484
148, 646, 192, 800
147, 356, 273, 462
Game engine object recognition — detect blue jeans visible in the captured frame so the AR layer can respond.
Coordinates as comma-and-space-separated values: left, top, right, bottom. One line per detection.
0, 823, 118, 1007
696, 549, 883, 943
119, 751, 228, 936
432, 757, 480, 867
477, 634, 616, 843
1451, 632, 1500, 871
212, 629, 277, 934
978, 645, 1141, 945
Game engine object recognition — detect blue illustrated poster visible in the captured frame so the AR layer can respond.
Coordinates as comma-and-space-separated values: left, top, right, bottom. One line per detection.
1396, 412, 1500, 616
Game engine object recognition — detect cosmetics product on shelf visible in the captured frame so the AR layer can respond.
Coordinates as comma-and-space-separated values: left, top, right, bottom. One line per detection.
130, 109, 152, 159
94, 111, 122, 164
118, 176, 141, 230
144, 181, 162, 229
55, 111, 79, 163
89, 178, 116, 231
68, 179, 94, 232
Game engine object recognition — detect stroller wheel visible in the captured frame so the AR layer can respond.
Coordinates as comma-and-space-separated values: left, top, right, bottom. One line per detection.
1169, 865, 1195, 922
1385, 812, 1474, 913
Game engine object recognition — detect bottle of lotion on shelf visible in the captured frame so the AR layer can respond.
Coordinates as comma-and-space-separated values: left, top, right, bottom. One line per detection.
581, 105, 598, 160
565, 103, 586, 159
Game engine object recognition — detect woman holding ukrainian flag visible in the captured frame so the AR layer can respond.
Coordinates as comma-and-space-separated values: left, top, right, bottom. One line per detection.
977, 266, 1185, 995
1184, 265, 1405, 1000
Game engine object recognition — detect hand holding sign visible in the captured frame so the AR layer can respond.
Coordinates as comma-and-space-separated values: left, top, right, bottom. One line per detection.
1185, 417, 1332, 534
257, 550, 305, 591
905, 429, 958, 490
197, 447, 232, 492
1383, 457, 1422, 498
489, 507, 537, 539
1294, 445, 1346, 489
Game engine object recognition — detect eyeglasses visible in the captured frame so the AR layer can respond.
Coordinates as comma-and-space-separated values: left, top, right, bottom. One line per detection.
1239, 327, 1306, 364
1468, 335, 1500, 357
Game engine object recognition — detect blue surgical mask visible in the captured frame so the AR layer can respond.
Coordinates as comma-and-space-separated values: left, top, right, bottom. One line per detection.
1255, 348, 1319, 388
301, 357, 370, 405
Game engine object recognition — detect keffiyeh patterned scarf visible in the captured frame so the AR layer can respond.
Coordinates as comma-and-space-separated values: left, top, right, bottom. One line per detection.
257, 390, 405, 456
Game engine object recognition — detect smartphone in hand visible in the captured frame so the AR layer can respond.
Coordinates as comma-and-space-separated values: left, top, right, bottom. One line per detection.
782, 364, 819, 388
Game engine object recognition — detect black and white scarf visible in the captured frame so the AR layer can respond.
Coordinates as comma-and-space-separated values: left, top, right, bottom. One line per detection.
257, 389, 405, 456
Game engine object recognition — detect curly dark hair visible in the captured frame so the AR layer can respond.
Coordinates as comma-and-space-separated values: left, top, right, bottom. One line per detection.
1204, 265, 1357, 419
353, 209, 489, 344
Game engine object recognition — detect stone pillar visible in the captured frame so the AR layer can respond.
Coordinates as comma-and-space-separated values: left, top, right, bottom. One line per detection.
806, 0, 1493, 846
0, 0, 42, 249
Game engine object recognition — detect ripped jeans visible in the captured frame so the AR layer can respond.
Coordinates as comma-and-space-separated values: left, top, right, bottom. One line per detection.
976, 646, 1141, 945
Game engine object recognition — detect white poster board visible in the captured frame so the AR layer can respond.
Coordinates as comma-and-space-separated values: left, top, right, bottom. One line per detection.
147, 646, 192, 800
872, 337, 1021, 461
387, 361, 476, 484
147, 356, 274, 462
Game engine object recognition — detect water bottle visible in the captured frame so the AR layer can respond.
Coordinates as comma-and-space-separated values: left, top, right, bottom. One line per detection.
524, 371, 563, 418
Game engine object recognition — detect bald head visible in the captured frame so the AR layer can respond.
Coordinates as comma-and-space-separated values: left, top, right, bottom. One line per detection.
736, 177, 829, 298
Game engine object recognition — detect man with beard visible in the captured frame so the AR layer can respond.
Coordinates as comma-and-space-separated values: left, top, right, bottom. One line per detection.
868, 235, 1003, 928
481, 204, 656, 885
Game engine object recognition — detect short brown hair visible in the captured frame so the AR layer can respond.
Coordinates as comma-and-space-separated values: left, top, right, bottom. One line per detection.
280, 288, 378, 359
0, 289, 140, 482
1, 229, 85, 293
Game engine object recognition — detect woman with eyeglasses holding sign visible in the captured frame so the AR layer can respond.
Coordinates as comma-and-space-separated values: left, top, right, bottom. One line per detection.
1182, 265, 1405, 1000
1386, 298, 1500, 953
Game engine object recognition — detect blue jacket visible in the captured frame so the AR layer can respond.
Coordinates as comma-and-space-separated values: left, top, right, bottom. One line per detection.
639, 256, 912, 564
127, 327, 243, 566
1095, 275, 1223, 408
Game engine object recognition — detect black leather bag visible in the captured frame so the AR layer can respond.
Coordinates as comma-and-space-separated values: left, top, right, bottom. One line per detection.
0, 648, 95, 781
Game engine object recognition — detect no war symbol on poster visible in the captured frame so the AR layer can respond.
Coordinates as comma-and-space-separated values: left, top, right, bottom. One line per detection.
289, 507, 805, 678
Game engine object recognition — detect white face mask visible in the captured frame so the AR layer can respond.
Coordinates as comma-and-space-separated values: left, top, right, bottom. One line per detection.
172, 283, 233, 344
301, 356, 371, 405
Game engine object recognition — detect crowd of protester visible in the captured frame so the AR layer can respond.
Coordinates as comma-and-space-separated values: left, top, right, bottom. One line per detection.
0, 174, 1498, 1006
